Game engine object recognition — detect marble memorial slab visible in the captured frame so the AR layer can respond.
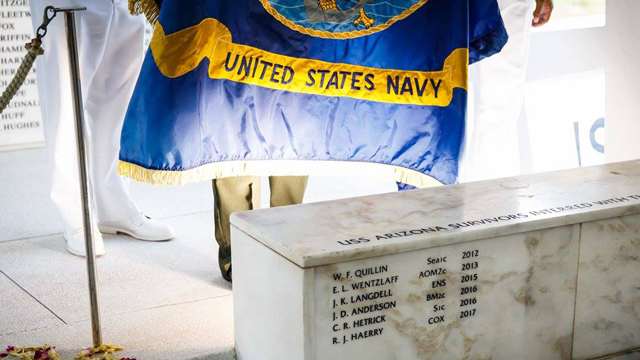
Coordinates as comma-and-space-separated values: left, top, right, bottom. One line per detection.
231, 161, 640, 360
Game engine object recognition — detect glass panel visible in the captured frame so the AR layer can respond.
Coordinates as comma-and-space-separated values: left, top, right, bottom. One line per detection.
524, 69, 605, 173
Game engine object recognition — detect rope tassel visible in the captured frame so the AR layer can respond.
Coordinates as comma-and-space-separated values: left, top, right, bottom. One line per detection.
128, 0, 160, 25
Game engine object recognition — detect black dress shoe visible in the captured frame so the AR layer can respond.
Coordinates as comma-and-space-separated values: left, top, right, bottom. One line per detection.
222, 268, 232, 283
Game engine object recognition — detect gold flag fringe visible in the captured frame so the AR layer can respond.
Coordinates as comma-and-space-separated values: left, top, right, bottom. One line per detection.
117, 159, 443, 189
128, 0, 160, 25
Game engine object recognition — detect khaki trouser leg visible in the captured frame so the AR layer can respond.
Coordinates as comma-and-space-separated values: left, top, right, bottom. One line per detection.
212, 175, 308, 279
269, 176, 309, 207
212, 176, 260, 280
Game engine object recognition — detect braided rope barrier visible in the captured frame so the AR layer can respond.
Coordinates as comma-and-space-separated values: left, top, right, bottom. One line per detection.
0, 39, 44, 115
0, 5, 56, 115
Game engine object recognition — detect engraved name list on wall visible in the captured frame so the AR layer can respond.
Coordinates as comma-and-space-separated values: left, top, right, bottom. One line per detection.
0, 0, 43, 150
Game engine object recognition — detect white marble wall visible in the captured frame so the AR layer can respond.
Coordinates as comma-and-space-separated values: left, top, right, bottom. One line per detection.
573, 213, 640, 360
313, 225, 580, 360
233, 228, 314, 360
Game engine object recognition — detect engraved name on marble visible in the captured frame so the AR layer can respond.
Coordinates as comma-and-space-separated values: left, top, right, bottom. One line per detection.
330, 265, 398, 345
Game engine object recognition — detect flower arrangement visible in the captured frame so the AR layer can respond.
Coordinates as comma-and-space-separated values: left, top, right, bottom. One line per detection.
0, 345, 135, 360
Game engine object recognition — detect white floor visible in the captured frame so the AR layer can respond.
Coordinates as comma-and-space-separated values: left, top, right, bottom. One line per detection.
0, 147, 395, 359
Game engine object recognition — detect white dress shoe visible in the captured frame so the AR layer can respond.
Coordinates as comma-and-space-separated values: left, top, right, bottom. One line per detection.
98, 213, 175, 241
64, 228, 106, 257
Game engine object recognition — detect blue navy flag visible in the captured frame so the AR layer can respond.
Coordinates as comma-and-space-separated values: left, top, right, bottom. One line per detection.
118, 0, 507, 187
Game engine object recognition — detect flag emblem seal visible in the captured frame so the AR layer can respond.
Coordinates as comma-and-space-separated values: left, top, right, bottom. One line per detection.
259, 0, 428, 38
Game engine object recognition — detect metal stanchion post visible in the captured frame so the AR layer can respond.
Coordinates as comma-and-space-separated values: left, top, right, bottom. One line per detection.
58, 6, 103, 347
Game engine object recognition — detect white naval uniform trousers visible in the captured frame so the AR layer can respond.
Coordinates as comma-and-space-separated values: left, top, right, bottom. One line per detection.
29, 0, 144, 230
463, 0, 535, 182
